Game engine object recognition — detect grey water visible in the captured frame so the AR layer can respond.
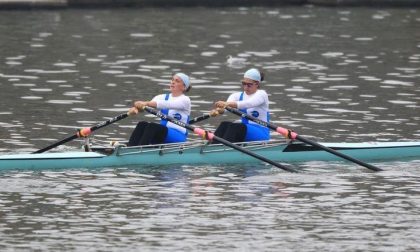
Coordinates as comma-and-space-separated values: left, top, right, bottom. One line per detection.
0, 6, 420, 251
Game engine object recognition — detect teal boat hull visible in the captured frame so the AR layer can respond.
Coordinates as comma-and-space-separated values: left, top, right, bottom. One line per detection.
1, 141, 420, 170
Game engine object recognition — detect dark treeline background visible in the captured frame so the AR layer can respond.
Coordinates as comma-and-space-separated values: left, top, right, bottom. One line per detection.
0, 0, 419, 9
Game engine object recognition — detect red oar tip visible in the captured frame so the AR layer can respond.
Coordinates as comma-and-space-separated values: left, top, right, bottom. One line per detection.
77, 128, 92, 137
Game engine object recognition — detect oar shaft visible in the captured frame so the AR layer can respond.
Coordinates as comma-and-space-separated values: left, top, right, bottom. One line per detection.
225, 106, 275, 129
33, 112, 129, 154
33, 135, 78, 154
189, 108, 224, 125
143, 106, 297, 173
213, 135, 297, 173
91, 113, 129, 131
189, 114, 211, 124
224, 106, 382, 172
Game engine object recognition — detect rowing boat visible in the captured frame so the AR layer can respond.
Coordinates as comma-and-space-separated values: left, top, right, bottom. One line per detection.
1, 140, 420, 170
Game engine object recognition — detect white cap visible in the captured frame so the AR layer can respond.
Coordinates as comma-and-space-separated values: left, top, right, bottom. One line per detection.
175, 73, 190, 89
244, 68, 261, 82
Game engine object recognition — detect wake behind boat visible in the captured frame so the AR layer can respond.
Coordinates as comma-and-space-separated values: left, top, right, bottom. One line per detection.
1, 140, 420, 171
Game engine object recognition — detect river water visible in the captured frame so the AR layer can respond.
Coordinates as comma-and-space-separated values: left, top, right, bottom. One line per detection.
0, 6, 420, 251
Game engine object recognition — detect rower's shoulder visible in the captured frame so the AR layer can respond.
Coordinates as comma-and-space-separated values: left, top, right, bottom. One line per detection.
152, 93, 167, 100
256, 89, 269, 97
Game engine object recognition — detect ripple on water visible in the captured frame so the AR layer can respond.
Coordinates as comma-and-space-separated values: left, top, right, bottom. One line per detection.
71, 108, 93, 112
21, 96, 43, 100
130, 33, 154, 38
381, 80, 413, 86
265, 61, 327, 71
63, 91, 90, 96
24, 69, 78, 74
46, 100, 86, 105
0, 73, 38, 79
53, 63, 76, 67
201, 51, 218, 57
388, 100, 417, 105
285, 86, 312, 92
13, 83, 37, 87
139, 65, 170, 70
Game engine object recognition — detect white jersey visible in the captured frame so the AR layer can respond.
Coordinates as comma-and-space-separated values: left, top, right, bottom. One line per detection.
152, 93, 191, 133
227, 90, 269, 124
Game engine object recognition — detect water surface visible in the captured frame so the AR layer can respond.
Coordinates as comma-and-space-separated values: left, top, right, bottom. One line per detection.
0, 6, 420, 251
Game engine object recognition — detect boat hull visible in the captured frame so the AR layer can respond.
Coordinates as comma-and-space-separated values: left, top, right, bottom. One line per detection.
1, 141, 420, 170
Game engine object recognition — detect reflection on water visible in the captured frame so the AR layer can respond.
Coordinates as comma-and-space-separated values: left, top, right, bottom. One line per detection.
0, 161, 420, 250
0, 6, 420, 250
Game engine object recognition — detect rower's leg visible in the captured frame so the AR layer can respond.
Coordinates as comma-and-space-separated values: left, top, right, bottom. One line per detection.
213, 122, 247, 143
223, 123, 247, 143
138, 123, 168, 145
128, 121, 149, 146
213, 121, 233, 144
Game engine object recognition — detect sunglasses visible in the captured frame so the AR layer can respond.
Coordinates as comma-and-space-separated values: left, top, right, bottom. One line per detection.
241, 81, 257, 87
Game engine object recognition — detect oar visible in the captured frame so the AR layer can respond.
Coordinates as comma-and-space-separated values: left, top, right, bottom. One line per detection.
223, 106, 382, 172
142, 106, 297, 173
33, 112, 129, 154
188, 108, 224, 124
189, 114, 211, 124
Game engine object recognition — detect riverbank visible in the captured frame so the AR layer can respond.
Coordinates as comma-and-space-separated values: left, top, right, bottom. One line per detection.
0, 0, 419, 9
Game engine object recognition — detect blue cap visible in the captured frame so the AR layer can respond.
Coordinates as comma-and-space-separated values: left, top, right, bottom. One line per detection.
175, 73, 190, 89
244, 68, 261, 82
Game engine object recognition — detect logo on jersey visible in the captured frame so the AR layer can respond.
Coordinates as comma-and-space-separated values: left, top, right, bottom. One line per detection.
251, 111, 259, 118
173, 113, 182, 120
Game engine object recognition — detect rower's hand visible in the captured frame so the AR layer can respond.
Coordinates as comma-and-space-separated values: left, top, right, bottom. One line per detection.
209, 107, 225, 117
215, 101, 227, 109
128, 107, 139, 116
134, 101, 147, 111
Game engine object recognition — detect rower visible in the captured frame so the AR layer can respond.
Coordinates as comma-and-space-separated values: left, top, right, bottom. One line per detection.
127, 73, 192, 146
211, 68, 270, 143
